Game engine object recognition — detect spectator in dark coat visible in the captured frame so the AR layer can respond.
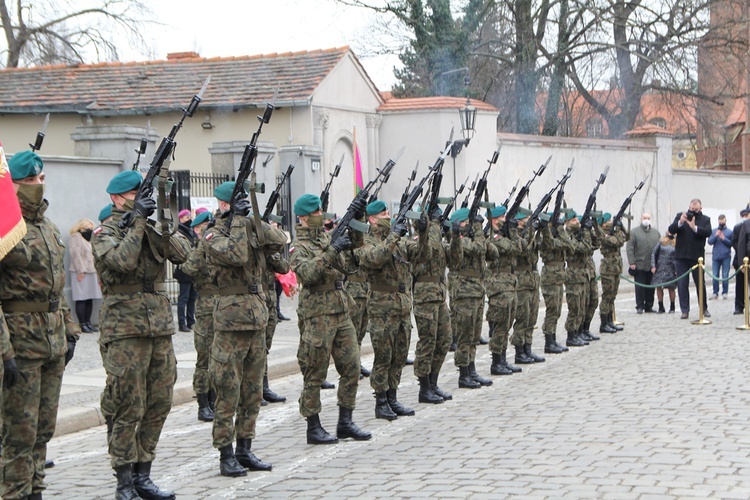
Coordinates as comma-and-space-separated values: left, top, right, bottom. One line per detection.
731, 207, 750, 314
667, 199, 712, 319
174, 209, 198, 331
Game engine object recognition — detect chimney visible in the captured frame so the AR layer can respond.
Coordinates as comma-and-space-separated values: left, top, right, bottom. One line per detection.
166, 51, 200, 61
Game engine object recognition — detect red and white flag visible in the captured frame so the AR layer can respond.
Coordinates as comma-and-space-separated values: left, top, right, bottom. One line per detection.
0, 141, 26, 260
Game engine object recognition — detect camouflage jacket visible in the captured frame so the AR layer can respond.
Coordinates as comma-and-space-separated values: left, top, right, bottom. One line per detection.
411, 222, 448, 305
0, 309, 13, 360
181, 238, 220, 317
448, 222, 499, 299
93, 208, 190, 344
263, 250, 291, 309
356, 224, 422, 315
540, 224, 572, 286
485, 228, 522, 296
291, 225, 362, 320
599, 226, 627, 276
204, 216, 286, 332
565, 227, 593, 283
584, 225, 602, 276
0, 199, 79, 360
515, 228, 540, 291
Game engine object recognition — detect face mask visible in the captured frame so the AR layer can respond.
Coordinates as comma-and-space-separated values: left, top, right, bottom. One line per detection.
16, 183, 45, 206
642, 220, 651, 228
324, 221, 334, 231
184, 219, 193, 227
122, 198, 135, 212
306, 214, 324, 228
667, 234, 675, 240
719, 223, 726, 229
81, 229, 93, 241
376, 218, 392, 230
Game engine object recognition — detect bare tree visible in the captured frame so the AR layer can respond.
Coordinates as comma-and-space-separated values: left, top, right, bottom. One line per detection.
0, 0, 152, 68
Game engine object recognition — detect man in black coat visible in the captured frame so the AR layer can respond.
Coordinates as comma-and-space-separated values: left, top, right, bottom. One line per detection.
731, 207, 750, 314
668, 199, 712, 319
174, 209, 198, 331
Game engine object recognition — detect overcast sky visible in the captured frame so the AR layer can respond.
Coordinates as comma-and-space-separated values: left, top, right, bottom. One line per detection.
135, 0, 400, 91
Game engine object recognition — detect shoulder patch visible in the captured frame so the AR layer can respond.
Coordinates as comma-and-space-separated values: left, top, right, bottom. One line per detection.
205, 233, 214, 241
94, 227, 103, 235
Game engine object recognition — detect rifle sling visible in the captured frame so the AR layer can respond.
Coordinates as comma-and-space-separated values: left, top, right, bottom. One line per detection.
249, 171, 266, 275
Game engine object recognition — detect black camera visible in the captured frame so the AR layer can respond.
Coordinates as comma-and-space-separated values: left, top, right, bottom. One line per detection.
686, 210, 696, 221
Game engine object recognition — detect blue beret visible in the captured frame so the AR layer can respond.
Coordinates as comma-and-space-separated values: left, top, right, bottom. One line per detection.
214, 181, 239, 203
191, 211, 213, 227
490, 205, 507, 218
106, 171, 142, 194
294, 194, 322, 216
98, 204, 113, 222
564, 210, 578, 222
9, 151, 43, 180
451, 207, 470, 223
366, 200, 387, 216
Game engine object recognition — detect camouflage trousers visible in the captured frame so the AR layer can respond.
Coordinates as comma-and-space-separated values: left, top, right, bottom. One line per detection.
103, 336, 177, 468
99, 342, 114, 420
512, 288, 539, 347
487, 289, 516, 354
297, 312, 360, 418
1, 356, 65, 499
599, 274, 620, 315
264, 291, 279, 371
453, 297, 484, 367
193, 310, 215, 395
210, 329, 266, 448
564, 281, 586, 332
584, 274, 599, 324
541, 283, 564, 334
369, 308, 411, 393
350, 296, 369, 346
412, 301, 451, 378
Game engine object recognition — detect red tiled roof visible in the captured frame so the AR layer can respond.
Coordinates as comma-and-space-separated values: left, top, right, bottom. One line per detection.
625, 124, 674, 136
0, 47, 351, 115
377, 96, 497, 112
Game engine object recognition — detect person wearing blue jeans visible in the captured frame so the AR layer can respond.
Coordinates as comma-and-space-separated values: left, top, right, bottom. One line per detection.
708, 214, 733, 299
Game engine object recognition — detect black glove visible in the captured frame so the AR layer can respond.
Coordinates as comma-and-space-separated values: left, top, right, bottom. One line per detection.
134, 197, 157, 218
416, 214, 428, 234
615, 219, 624, 228
65, 336, 77, 366
473, 215, 483, 224
233, 197, 251, 217
331, 231, 352, 253
391, 219, 408, 237
583, 218, 595, 230
3, 358, 18, 389
350, 197, 367, 220
451, 220, 462, 236
507, 217, 519, 229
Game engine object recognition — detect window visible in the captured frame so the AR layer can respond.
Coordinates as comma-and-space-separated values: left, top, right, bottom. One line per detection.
649, 117, 667, 129
586, 118, 603, 138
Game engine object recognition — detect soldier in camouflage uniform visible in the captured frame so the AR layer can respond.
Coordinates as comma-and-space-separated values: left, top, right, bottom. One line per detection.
579, 218, 602, 342
0, 151, 80, 500
448, 207, 498, 389
485, 205, 524, 375
291, 194, 371, 444
539, 214, 572, 354
411, 208, 453, 404
344, 245, 371, 378
356, 200, 422, 420
203, 181, 287, 477
598, 213, 627, 333
563, 212, 592, 347
510, 212, 545, 365
92, 170, 189, 500
180, 211, 219, 422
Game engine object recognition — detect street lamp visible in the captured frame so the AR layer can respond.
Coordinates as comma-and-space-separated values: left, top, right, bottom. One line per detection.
451, 96, 478, 158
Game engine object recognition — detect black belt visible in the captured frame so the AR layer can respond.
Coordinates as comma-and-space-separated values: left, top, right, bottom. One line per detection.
414, 276, 442, 283
109, 283, 165, 294
370, 283, 407, 293
347, 275, 367, 283
218, 284, 263, 296
2, 299, 60, 313
309, 281, 344, 293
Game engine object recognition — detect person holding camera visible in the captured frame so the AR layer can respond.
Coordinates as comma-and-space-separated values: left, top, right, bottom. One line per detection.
668, 199, 712, 319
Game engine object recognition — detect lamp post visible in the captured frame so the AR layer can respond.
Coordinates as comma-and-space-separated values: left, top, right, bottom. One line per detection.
451, 96, 478, 192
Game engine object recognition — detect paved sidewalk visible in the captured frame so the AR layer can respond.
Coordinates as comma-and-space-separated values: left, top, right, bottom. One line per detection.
42, 289, 750, 498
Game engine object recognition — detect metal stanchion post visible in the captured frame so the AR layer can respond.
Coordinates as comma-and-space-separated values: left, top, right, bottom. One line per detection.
612, 306, 624, 327
692, 257, 711, 325
737, 257, 750, 330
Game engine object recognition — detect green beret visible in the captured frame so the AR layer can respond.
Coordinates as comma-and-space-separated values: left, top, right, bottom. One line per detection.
9, 151, 43, 180
490, 205, 507, 218
517, 207, 531, 220
602, 212, 612, 223
214, 181, 240, 203
191, 211, 213, 227
294, 194, 322, 216
366, 200, 387, 216
451, 207, 470, 223
564, 210, 578, 222
98, 204, 113, 222
106, 171, 142, 194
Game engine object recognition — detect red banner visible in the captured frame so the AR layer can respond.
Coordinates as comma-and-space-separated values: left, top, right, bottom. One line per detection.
0, 142, 26, 260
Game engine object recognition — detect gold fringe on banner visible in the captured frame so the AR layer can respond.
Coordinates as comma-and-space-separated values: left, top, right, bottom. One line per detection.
0, 218, 27, 260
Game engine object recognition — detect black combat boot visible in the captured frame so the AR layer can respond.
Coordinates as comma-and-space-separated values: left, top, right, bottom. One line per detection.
374, 392, 398, 420
607, 313, 623, 331
196, 393, 214, 422
27, 493, 42, 500
207, 389, 216, 411
132, 462, 175, 500
524, 344, 545, 363
514, 345, 534, 364
468, 361, 493, 386
553, 334, 569, 351
262, 375, 286, 403
219, 444, 247, 477
580, 321, 600, 341
501, 351, 522, 373
429, 372, 452, 400
321, 380, 336, 390
449, 335, 457, 352
599, 314, 617, 334
418, 376, 444, 404
336, 406, 372, 440
305, 413, 339, 445
458, 365, 481, 388
490, 352, 512, 375
114, 464, 141, 500
544, 334, 565, 354
236, 438, 273, 470
575, 326, 590, 345
386, 388, 415, 416
478, 336, 489, 345
44, 459, 54, 468
360, 365, 371, 378
566, 330, 586, 347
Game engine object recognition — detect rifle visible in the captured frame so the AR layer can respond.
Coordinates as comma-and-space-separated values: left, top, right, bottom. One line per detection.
330, 147, 404, 242
262, 162, 296, 224
29, 113, 49, 152
467, 145, 502, 237
368, 163, 394, 204
321, 153, 344, 219
502, 179, 519, 208
524, 163, 574, 236
440, 176, 468, 229
461, 173, 479, 208
610, 179, 645, 233
502, 155, 552, 236
579, 165, 610, 229
399, 161, 419, 209
551, 159, 575, 236
120, 76, 211, 230
132, 120, 151, 171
